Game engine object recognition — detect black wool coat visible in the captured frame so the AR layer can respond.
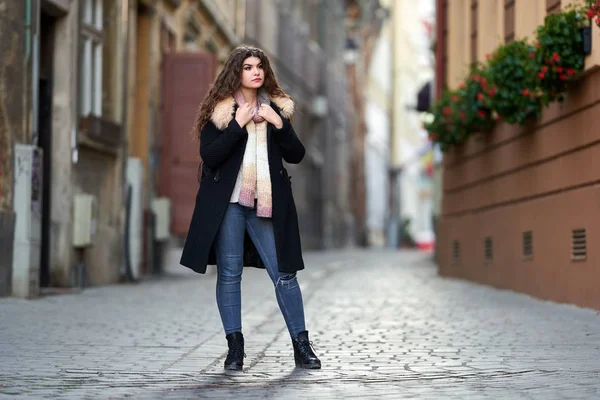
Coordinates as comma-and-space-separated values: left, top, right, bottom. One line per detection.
180, 95, 305, 274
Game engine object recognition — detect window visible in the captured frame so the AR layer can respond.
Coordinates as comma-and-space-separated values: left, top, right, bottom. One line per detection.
504, 0, 515, 43
546, 0, 561, 15
80, 0, 103, 117
436, 0, 448, 97
470, 0, 478, 63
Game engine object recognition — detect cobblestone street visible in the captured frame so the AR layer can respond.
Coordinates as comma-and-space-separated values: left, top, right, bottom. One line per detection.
1, 249, 600, 399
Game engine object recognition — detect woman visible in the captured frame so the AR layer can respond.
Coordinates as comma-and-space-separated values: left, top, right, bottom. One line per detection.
180, 46, 321, 371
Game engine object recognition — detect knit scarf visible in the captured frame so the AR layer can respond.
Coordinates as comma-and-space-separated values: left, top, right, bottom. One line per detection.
234, 89, 272, 218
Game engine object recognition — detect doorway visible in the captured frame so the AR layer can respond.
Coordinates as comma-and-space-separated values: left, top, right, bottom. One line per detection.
38, 11, 56, 287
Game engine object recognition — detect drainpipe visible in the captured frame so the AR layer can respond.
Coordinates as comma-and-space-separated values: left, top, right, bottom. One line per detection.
120, 0, 131, 279
120, 0, 130, 190
25, 0, 31, 63
387, 1, 400, 249
28, 0, 40, 147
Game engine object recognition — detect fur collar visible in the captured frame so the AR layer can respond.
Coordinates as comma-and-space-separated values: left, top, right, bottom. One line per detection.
211, 95, 295, 130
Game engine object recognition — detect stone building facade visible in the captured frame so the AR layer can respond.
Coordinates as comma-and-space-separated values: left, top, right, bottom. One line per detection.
0, 0, 245, 296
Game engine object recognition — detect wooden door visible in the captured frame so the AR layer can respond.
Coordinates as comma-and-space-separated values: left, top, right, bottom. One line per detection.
160, 53, 216, 235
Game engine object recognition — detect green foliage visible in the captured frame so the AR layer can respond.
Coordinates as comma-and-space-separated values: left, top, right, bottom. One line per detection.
535, 8, 587, 103
457, 65, 496, 132
423, 90, 468, 152
424, 65, 495, 151
486, 40, 543, 124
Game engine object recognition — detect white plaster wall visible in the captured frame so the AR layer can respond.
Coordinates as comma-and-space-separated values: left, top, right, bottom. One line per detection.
365, 101, 390, 247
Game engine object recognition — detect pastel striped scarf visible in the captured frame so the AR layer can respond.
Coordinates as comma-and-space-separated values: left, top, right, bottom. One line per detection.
234, 90, 272, 218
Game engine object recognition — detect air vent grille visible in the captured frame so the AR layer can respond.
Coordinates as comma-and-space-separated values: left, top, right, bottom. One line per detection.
523, 231, 533, 260
484, 236, 493, 263
572, 229, 587, 261
452, 240, 460, 264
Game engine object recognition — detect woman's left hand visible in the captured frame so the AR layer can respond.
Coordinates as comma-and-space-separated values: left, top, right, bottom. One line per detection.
258, 104, 283, 129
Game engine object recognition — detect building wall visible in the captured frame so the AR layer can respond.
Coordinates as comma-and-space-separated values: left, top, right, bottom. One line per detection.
48, 0, 81, 286
0, 0, 29, 296
69, 0, 126, 286
244, 0, 352, 250
390, 0, 435, 243
0, 0, 28, 212
365, 18, 392, 247
438, 0, 600, 310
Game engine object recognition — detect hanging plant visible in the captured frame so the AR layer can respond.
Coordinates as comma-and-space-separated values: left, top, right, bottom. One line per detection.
424, 89, 469, 152
535, 6, 588, 103
486, 40, 543, 124
456, 65, 496, 134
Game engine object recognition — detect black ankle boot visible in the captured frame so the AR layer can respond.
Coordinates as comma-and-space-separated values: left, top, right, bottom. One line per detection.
224, 332, 245, 370
293, 331, 321, 369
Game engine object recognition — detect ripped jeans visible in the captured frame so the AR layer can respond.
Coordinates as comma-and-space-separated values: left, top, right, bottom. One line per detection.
214, 202, 306, 339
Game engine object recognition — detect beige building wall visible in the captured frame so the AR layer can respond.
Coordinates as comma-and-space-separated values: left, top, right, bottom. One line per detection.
127, 0, 244, 211
515, 0, 545, 40
446, 0, 470, 89
477, 0, 503, 62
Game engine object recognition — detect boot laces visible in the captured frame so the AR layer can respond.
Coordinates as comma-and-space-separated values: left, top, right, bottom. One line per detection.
297, 339, 317, 356
227, 343, 246, 359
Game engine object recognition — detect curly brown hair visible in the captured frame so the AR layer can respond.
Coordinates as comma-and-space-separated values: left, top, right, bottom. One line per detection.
192, 45, 289, 139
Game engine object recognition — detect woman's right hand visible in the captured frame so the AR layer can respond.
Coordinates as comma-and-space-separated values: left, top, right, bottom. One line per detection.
235, 103, 254, 127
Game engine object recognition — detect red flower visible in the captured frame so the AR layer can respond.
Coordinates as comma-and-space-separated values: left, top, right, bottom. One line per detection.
552, 53, 560, 61
536, 41, 541, 48
560, 74, 567, 81
460, 111, 467, 121
443, 106, 452, 116
497, 114, 502, 121
488, 87, 497, 97
529, 52, 535, 59
429, 133, 438, 141
477, 93, 484, 101
556, 66, 564, 73
538, 72, 545, 79
486, 53, 492, 60
522, 89, 530, 96
477, 110, 486, 118
596, 16, 600, 25
567, 68, 575, 76
451, 95, 460, 102
459, 82, 466, 89
587, 8, 595, 19
480, 77, 487, 87
541, 66, 548, 73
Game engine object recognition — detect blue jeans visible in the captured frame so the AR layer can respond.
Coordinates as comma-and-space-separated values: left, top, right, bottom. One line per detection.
214, 202, 306, 339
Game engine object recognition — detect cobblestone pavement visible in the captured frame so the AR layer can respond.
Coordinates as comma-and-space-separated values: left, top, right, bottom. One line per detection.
1, 249, 600, 399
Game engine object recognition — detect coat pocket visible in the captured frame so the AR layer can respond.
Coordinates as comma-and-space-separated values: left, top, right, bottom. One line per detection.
280, 168, 292, 185
200, 165, 220, 183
